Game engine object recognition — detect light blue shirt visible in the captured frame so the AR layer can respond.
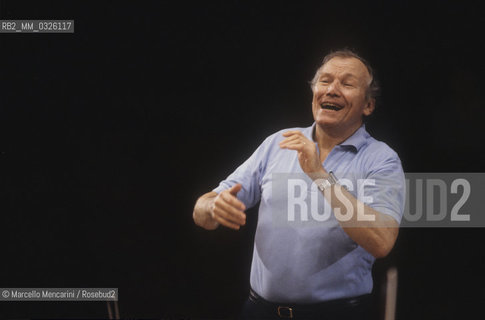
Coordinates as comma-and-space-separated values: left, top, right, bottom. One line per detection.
214, 123, 405, 303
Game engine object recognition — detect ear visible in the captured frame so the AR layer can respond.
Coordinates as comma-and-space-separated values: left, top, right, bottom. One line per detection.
363, 98, 375, 116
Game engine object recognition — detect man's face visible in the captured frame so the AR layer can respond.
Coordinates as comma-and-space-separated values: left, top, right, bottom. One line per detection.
312, 57, 375, 132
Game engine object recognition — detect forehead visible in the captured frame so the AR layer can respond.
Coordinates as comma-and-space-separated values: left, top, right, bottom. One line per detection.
319, 57, 371, 81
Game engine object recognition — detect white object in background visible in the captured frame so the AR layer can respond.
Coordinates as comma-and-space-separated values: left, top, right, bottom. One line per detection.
384, 267, 398, 320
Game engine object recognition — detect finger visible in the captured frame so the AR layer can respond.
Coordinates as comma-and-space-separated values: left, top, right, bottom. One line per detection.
282, 130, 303, 137
280, 142, 306, 151
281, 134, 312, 148
216, 199, 246, 224
221, 190, 246, 210
228, 183, 242, 196
279, 135, 300, 145
213, 206, 245, 227
280, 137, 304, 149
216, 194, 246, 219
212, 213, 241, 230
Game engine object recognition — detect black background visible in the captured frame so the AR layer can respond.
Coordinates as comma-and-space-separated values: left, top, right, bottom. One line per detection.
0, 1, 484, 319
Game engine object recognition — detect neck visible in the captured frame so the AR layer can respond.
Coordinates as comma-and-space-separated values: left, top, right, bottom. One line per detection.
313, 122, 362, 151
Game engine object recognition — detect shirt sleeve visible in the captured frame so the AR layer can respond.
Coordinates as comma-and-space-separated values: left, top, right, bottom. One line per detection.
362, 151, 406, 224
212, 136, 271, 210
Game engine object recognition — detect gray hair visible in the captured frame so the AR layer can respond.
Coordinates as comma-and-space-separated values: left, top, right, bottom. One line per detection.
310, 49, 380, 101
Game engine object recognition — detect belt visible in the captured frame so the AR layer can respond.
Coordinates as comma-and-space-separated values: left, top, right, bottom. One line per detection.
248, 288, 371, 319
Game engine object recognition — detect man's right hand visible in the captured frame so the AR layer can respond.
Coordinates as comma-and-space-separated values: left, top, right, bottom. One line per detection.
210, 184, 246, 230
193, 184, 247, 230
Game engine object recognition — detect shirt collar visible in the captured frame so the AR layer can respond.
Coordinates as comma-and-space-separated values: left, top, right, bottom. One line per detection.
307, 123, 370, 152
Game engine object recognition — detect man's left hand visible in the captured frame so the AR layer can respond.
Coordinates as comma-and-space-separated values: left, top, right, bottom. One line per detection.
279, 131, 325, 175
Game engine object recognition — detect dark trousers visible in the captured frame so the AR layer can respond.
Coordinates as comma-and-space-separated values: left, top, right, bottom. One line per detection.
239, 289, 373, 320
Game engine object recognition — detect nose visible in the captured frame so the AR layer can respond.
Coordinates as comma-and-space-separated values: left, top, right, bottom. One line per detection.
325, 81, 340, 97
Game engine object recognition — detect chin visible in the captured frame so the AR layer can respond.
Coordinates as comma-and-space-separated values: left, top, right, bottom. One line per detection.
314, 116, 338, 128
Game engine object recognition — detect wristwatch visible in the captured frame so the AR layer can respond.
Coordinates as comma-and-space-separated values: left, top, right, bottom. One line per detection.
317, 171, 339, 192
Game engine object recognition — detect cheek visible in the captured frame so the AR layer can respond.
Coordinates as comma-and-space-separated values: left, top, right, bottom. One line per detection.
312, 97, 321, 112
312, 104, 318, 117
312, 90, 324, 108
312, 102, 322, 119
348, 92, 367, 107
311, 91, 318, 102
311, 93, 319, 108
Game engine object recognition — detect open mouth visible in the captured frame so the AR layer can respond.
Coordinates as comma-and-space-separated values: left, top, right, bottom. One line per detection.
320, 103, 343, 111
